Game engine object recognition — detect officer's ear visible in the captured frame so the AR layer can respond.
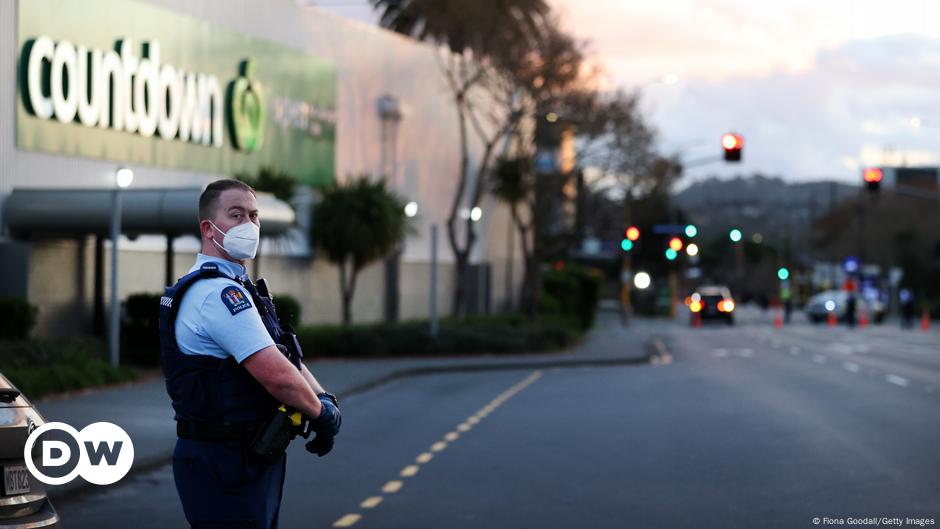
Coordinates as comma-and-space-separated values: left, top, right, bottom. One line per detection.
199, 219, 216, 242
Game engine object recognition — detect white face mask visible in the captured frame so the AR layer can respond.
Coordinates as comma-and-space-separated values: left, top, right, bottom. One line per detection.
209, 221, 260, 260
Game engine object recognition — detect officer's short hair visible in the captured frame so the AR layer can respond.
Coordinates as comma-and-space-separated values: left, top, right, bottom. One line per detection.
199, 179, 257, 220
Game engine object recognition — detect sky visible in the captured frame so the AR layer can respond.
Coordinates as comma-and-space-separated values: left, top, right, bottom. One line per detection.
311, 0, 940, 185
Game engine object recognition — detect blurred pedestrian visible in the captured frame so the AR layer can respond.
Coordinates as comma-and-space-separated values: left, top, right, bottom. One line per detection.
845, 293, 857, 328
900, 288, 915, 329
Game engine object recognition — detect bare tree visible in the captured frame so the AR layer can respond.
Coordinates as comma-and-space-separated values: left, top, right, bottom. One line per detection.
371, 0, 550, 318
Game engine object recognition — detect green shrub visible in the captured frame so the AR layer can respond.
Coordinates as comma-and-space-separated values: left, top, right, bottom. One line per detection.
0, 298, 37, 340
539, 263, 602, 331
295, 317, 577, 358
0, 339, 138, 398
273, 294, 302, 328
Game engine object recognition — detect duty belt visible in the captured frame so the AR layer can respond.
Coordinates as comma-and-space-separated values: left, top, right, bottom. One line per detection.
176, 420, 263, 443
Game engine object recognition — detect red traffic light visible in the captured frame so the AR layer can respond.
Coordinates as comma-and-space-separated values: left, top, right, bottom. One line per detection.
863, 167, 883, 192
626, 226, 640, 241
722, 133, 743, 162
668, 237, 684, 252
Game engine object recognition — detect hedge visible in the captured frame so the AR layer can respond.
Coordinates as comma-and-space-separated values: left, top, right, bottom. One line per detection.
0, 339, 138, 399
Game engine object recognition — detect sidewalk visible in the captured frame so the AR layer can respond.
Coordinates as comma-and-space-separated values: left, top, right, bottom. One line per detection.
38, 312, 661, 496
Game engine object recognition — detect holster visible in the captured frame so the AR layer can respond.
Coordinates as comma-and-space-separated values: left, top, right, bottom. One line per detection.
249, 407, 297, 463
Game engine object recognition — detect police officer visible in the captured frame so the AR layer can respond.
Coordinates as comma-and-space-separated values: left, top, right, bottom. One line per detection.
159, 179, 341, 528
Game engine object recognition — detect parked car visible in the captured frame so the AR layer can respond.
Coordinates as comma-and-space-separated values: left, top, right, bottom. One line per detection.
687, 285, 736, 325
805, 290, 884, 323
0, 372, 59, 528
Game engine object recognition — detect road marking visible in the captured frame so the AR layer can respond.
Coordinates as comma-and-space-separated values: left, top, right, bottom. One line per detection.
789, 346, 801, 355
344, 370, 544, 527
843, 362, 860, 373
828, 343, 853, 355
713, 349, 729, 358
382, 480, 403, 493
360, 497, 383, 509
333, 514, 362, 527
886, 374, 909, 387
738, 349, 753, 358
813, 355, 826, 364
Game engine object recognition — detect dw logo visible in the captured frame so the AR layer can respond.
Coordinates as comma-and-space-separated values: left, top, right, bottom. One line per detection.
24, 422, 134, 486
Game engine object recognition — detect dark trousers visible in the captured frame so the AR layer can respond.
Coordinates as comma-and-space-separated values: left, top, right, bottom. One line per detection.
173, 439, 286, 529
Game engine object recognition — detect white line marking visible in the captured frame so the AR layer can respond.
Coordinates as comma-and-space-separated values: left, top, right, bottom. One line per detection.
886, 374, 909, 387
813, 355, 826, 364
789, 346, 801, 355
843, 362, 860, 373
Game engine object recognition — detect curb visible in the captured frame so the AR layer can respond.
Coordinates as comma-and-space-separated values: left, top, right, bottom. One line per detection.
51, 339, 662, 504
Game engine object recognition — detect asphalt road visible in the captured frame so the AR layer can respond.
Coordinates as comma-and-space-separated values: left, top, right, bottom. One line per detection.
54, 312, 940, 528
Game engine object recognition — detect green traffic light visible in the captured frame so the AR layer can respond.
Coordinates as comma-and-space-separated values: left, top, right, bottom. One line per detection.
684, 224, 698, 238
621, 239, 634, 252
729, 228, 742, 243
777, 267, 790, 280
665, 248, 678, 261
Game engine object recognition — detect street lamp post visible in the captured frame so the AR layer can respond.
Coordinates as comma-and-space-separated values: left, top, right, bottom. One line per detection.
110, 167, 133, 367
379, 94, 404, 323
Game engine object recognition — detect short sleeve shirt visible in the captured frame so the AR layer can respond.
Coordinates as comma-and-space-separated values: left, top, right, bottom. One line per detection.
174, 254, 275, 363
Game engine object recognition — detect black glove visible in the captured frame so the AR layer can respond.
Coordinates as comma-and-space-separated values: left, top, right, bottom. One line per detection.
306, 394, 341, 457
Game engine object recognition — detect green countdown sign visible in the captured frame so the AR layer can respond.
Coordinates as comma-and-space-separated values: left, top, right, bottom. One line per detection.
17, 0, 336, 186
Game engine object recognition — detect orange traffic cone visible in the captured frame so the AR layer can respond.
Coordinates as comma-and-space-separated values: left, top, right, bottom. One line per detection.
922, 309, 931, 332
827, 310, 837, 328
859, 307, 869, 329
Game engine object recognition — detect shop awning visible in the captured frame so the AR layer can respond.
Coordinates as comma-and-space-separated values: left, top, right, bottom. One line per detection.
3, 188, 296, 239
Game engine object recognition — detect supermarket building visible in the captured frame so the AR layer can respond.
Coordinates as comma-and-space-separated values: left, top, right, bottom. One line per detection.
0, 0, 522, 337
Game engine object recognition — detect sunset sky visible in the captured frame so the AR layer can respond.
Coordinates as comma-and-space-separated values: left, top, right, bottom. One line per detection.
315, 0, 940, 185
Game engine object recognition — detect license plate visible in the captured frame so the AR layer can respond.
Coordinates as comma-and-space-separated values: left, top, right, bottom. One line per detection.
4, 466, 30, 495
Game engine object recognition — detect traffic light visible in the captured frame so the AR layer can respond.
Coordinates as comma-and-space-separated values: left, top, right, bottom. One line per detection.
721, 133, 743, 162
669, 237, 684, 252
665, 248, 678, 261
684, 224, 698, 238
621, 239, 634, 252
777, 267, 790, 280
625, 226, 640, 241
729, 228, 743, 243
863, 167, 882, 192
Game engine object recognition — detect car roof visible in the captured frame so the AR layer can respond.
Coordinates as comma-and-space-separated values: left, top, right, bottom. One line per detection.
696, 285, 731, 297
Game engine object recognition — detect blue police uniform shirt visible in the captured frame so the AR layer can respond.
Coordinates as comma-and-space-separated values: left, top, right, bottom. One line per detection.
174, 253, 274, 363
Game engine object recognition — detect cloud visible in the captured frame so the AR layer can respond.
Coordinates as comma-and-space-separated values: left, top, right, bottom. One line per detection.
649, 34, 940, 183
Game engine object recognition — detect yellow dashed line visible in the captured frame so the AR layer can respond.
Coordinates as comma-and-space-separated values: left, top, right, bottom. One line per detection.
360, 496, 383, 509
333, 514, 361, 527
345, 370, 543, 527
382, 480, 403, 493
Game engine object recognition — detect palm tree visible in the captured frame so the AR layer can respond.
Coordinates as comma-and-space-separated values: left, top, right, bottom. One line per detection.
370, 0, 549, 57
311, 177, 410, 325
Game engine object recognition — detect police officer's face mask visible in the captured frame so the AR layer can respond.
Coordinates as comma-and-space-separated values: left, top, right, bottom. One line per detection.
209, 220, 260, 260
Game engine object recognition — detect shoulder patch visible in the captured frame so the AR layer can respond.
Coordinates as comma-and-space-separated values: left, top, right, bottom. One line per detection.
220, 286, 252, 316
201, 263, 220, 271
